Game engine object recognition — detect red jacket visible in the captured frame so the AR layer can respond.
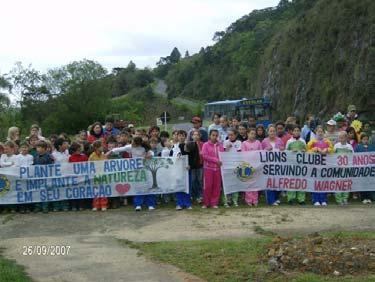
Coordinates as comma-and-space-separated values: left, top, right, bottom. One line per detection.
201, 141, 224, 171
69, 153, 88, 163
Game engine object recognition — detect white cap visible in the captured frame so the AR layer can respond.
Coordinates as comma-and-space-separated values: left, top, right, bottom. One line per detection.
326, 119, 337, 126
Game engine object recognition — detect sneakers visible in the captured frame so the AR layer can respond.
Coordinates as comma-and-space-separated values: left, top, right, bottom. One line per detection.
233, 202, 239, 207
276, 200, 281, 204
148, 206, 155, 211
92, 207, 98, 211
321, 202, 327, 206
101, 207, 107, 211
363, 199, 372, 204
176, 205, 183, 211
272, 202, 279, 206
224, 203, 230, 208
135, 206, 142, 211
187, 206, 193, 210
314, 202, 321, 206
212, 206, 219, 209
201, 205, 207, 209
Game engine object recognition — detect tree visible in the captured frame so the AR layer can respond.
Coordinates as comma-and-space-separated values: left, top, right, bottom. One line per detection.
212, 31, 225, 42
143, 158, 174, 189
184, 50, 190, 58
169, 47, 181, 64
45, 59, 107, 95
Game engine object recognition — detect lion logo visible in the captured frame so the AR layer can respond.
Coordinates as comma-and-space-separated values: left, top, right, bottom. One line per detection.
234, 162, 255, 182
0, 175, 11, 197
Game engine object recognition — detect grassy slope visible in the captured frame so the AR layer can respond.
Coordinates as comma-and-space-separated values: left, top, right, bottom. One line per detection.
0, 254, 32, 282
122, 231, 375, 282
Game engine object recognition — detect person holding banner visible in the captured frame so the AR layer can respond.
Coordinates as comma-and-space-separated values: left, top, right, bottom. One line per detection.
223, 128, 242, 207
356, 133, 375, 204
262, 125, 285, 205
334, 131, 354, 206
307, 125, 334, 206
286, 125, 307, 205
109, 137, 155, 211
201, 129, 224, 208
241, 127, 262, 206
33, 141, 55, 213
89, 140, 109, 211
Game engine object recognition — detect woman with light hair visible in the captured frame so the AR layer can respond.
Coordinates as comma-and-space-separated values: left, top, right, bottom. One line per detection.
7, 126, 20, 144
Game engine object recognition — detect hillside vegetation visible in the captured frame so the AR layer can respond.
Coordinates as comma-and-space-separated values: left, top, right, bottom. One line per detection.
160, 0, 375, 119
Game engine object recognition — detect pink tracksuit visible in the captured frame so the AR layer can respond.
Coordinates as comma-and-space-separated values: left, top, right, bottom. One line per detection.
241, 140, 262, 205
201, 141, 224, 207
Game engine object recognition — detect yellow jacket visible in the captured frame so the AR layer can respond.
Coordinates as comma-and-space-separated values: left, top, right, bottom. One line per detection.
307, 138, 334, 154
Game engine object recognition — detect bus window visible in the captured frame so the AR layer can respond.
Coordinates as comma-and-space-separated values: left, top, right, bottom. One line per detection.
238, 107, 255, 121
254, 105, 268, 121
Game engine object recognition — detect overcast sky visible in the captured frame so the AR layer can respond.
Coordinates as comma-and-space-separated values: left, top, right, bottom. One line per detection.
0, 0, 279, 73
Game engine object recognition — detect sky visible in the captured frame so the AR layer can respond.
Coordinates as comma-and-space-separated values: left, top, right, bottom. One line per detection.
0, 0, 280, 73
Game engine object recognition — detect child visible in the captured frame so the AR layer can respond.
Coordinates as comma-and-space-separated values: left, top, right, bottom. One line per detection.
89, 140, 108, 211
256, 124, 266, 142
160, 138, 172, 157
218, 115, 229, 142
324, 119, 339, 144
285, 125, 307, 205
28, 135, 39, 158
223, 128, 242, 207
201, 129, 224, 208
346, 126, 358, 151
69, 142, 89, 211
174, 130, 192, 210
356, 133, 375, 203
149, 138, 161, 157
109, 137, 154, 211
33, 140, 55, 213
241, 128, 262, 206
185, 129, 204, 204
15, 142, 34, 167
0, 141, 18, 168
261, 125, 284, 206
334, 131, 354, 206
231, 116, 241, 129
237, 123, 248, 142
208, 113, 222, 134
307, 125, 334, 206
106, 138, 122, 209
0, 141, 18, 213
13, 142, 34, 213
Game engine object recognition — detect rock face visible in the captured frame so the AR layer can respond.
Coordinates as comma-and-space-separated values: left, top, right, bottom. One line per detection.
264, 233, 375, 276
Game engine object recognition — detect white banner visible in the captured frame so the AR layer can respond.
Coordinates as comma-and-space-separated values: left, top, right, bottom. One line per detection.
0, 157, 189, 204
219, 151, 375, 194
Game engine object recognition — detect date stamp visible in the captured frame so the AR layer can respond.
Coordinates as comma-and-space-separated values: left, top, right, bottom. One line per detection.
22, 245, 71, 256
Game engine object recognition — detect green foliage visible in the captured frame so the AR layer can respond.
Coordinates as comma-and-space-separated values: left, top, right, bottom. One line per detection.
0, 254, 32, 282
154, 47, 182, 78
164, 0, 375, 120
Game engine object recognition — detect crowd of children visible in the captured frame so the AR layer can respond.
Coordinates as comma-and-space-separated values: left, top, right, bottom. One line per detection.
0, 104, 374, 213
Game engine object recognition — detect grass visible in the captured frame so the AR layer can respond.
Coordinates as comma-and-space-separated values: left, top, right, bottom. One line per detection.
120, 232, 375, 282
0, 251, 32, 282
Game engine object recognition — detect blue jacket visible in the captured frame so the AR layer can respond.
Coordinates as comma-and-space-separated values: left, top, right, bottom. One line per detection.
355, 144, 375, 152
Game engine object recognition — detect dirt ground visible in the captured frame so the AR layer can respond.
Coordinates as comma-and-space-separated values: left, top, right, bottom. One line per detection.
0, 204, 374, 282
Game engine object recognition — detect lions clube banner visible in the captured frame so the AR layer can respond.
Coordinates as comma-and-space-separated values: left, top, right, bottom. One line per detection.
0, 157, 189, 204
220, 151, 375, 194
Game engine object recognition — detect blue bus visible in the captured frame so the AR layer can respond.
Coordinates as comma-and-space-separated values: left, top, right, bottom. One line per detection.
204, 98, 272, 127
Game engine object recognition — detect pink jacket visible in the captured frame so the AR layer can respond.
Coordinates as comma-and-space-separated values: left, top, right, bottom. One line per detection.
241, 140, 262, 151
201, 141, 224, 171
261, 137, 284, 151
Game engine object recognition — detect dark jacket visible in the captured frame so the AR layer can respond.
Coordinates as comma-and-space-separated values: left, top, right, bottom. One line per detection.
185, 141, 203, 169
34, 153, 54, 165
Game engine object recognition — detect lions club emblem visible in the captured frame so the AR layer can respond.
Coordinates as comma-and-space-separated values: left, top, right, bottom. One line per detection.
0, 175, 11, 197
234, 162, 255, 182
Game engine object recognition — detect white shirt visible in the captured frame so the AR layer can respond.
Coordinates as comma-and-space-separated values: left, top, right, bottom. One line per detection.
171, 143, 181, 157
334, 143, 354, 153
223, 139, 242, 152
112, 144, 149, 158
52, 151, 70, 163
161, 148, 172, 157
15, 154, 34, 167
0, 154, 18, 167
